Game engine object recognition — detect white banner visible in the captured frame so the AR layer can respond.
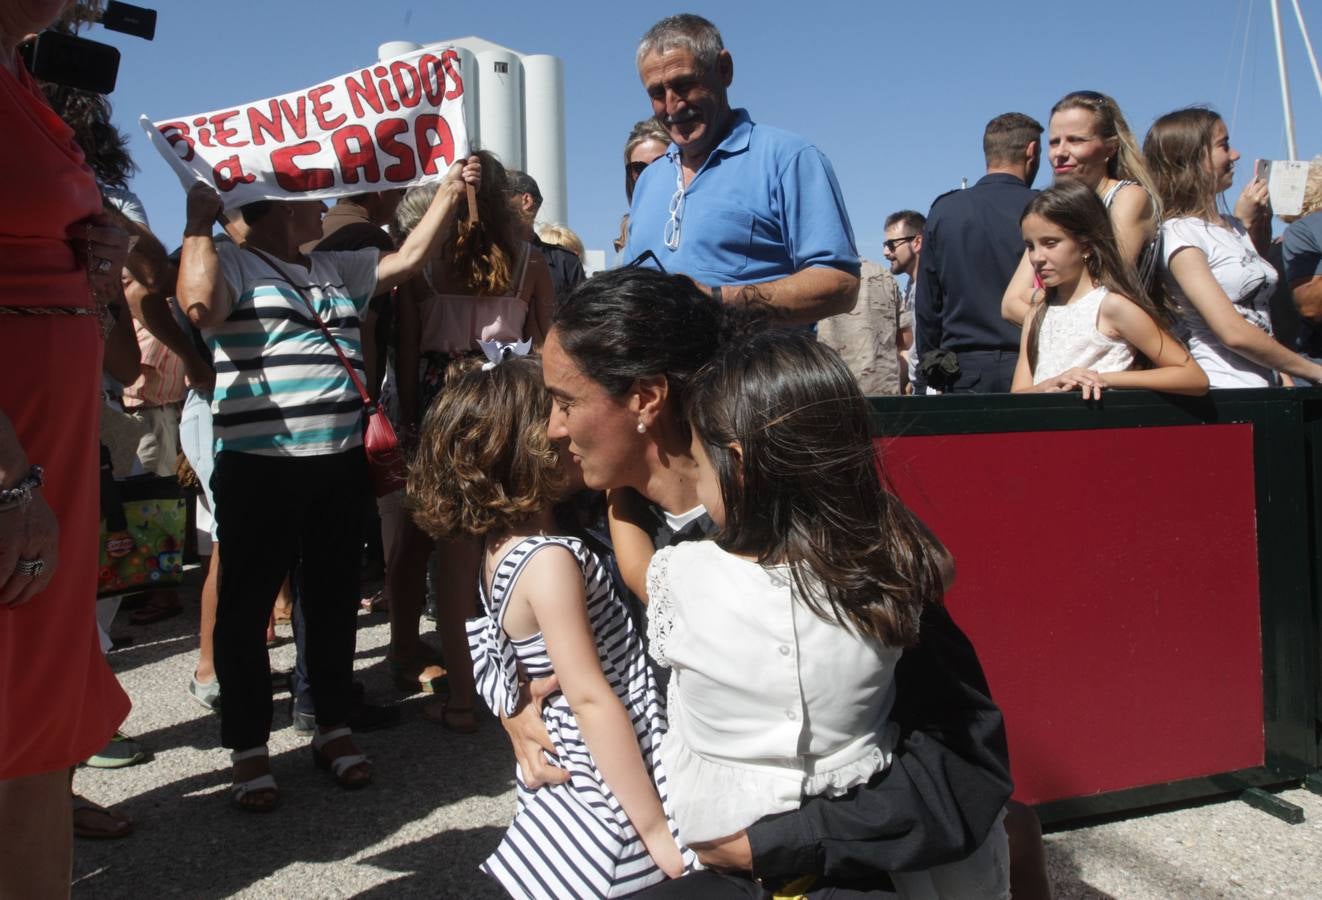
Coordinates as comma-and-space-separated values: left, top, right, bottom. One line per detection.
140, 47, 470, 209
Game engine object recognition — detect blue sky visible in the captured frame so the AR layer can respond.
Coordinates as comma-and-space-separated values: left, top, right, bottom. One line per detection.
92, 0, 1322, 264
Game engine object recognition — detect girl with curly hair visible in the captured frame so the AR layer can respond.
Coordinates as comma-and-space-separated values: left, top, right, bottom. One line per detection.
408, 353, 688, 898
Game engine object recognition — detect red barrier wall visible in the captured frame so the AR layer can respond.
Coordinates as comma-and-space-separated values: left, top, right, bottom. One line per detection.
878, 424, 1265, 805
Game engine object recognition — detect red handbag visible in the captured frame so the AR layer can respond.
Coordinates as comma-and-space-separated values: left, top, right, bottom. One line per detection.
243, 247, 406, 497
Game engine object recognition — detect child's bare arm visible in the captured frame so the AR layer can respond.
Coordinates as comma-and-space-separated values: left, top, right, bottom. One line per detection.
522, 546, 683, 877
607, 488, 657, 603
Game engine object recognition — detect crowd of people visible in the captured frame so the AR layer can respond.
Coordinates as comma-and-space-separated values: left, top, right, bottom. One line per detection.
6, 4, 1322, 898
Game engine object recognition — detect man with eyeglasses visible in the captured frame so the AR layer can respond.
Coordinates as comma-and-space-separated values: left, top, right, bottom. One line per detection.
882, 210, 926, 392
623, 14, 859, 325
915, 113, 1042, 393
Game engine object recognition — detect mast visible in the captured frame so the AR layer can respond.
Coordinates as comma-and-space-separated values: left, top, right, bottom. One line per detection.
1270, 0, 1299, 160
1289, 0, 1322, 109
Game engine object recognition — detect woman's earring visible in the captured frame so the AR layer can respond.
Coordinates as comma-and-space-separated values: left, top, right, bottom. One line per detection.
636, 421, 647, 434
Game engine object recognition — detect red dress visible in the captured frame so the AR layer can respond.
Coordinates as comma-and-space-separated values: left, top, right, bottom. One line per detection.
0, 59, 130, 780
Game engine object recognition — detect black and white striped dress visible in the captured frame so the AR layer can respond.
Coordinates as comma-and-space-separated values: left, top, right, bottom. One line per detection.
467, 535, 690, 898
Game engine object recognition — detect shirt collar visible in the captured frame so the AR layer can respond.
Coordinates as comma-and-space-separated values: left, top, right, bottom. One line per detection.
666, 107, 753, 168
976, 172, 1029, 188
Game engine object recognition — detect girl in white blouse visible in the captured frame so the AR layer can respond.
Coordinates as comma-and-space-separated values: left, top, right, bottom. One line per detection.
634, 328, 1010, 898
1145, 107, 1322, 388
1011, 181, 1208, 399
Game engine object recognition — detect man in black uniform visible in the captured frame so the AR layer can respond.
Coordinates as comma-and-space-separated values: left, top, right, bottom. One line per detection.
915, 113, 1041, 393
506, 170, 586, 307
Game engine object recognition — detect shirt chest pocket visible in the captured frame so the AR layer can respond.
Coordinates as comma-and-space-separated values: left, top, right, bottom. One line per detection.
685, 204, 755, 276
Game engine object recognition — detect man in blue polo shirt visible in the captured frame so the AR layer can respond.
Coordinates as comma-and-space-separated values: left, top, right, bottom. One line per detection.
624, 14, 859, 325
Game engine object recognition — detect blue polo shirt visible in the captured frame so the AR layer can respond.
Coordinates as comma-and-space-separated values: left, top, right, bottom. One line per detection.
624, 108, 859, 286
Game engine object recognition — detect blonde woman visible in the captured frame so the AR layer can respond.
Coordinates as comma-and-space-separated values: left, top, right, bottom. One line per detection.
1003, 91, 1161, 326
615, 118, 671, 254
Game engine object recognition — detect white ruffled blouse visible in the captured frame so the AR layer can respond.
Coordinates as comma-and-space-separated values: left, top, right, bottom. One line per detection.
646, 541, 901, 844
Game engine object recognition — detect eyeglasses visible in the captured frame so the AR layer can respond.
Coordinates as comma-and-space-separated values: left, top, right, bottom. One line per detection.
883, 235, 918, 252
625, 249, 668, 273
664, 164, 686, 251
626, 161, 650, 180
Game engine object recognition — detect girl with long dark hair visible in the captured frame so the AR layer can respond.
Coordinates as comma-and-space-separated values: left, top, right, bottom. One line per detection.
1011, 181, 1207, 397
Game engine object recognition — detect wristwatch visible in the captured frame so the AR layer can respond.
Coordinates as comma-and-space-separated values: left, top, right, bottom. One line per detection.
0, 465, 43, 512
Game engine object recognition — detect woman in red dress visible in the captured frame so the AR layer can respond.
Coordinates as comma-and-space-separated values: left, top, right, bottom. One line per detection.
0, 2, 132, 894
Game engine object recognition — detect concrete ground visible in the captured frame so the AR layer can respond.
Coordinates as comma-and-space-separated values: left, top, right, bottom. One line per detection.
71, 570, 1322, 899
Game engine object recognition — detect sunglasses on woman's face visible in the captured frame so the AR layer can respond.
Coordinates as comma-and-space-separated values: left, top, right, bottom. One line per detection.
626, 161, 651, 180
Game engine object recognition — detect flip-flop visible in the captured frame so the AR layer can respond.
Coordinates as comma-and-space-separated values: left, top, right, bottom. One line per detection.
72, 796, 133, 840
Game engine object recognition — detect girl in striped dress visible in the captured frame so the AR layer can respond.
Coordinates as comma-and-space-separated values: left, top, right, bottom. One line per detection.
407, 351, 688, 898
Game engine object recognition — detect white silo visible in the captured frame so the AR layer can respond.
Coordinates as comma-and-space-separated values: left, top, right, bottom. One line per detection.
473, 47, 524, 172
381, 36, 570, 226
521, 54, 567, 227
377, 41, 421, 61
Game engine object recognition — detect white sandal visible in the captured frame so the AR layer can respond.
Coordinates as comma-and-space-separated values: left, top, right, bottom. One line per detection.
230, 747, 278, 812
310, 726, 371, 789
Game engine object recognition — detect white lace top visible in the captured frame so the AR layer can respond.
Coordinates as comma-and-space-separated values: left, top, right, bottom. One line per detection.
645, 541, 901, 844
1033, 285, 1134, 383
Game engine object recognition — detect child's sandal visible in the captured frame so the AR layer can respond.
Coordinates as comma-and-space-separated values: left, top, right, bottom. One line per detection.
310, 726, 372, 789
230, 747, 279, 813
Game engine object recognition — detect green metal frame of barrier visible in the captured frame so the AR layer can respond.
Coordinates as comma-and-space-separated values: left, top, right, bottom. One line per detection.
867, 388, 1321, 826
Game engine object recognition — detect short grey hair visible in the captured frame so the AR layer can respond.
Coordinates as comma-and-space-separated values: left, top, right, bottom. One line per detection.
391, 182, 438, 245
635, 14, 724, 74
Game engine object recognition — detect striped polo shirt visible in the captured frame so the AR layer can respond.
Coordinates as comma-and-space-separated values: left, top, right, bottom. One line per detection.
206, 241, 379, 457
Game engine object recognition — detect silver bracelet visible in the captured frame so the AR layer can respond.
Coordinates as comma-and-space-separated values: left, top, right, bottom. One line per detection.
0, 465, 43, 513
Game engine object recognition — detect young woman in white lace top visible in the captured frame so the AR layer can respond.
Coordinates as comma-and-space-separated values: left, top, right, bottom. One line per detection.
1011, 181, 1208, 398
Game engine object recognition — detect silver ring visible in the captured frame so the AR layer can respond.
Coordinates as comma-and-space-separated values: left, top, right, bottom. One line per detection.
15, 558, 44, 578
96, 258, 113, 274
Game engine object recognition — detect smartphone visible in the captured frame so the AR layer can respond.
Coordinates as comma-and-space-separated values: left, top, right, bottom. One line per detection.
19, 30, 121, 94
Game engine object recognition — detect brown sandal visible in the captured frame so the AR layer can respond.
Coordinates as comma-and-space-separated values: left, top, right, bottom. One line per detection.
72, 796, 133, 839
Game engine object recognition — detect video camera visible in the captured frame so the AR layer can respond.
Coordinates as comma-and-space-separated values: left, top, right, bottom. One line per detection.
19, 2, 157, 95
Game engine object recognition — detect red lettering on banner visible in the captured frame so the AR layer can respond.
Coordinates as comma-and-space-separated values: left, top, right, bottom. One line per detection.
441, 50, 464, 100
277, 97, 310, 140
375, 118, 416, 182
247, 100, 285, 147
271, 140, 333, 192
159, 122, 195, 161
308, 84, 346, 131
377, 75, 400, 112
419, 54, 445, 105
414, 114, 454, 175
345, 69, 383, 118
210, 110, 247, 148
191, 117, 214, 148
213, 155, 256, 191
390, 61, 422, 108
332, 125, 381, 184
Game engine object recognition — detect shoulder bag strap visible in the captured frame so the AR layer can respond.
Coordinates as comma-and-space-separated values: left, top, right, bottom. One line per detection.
241, 245, 373, 408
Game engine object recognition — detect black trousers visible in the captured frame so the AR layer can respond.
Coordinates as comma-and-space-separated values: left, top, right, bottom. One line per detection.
949, 350, 1018, 394
212, 448, 367, 750
636, 872, 893, 898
